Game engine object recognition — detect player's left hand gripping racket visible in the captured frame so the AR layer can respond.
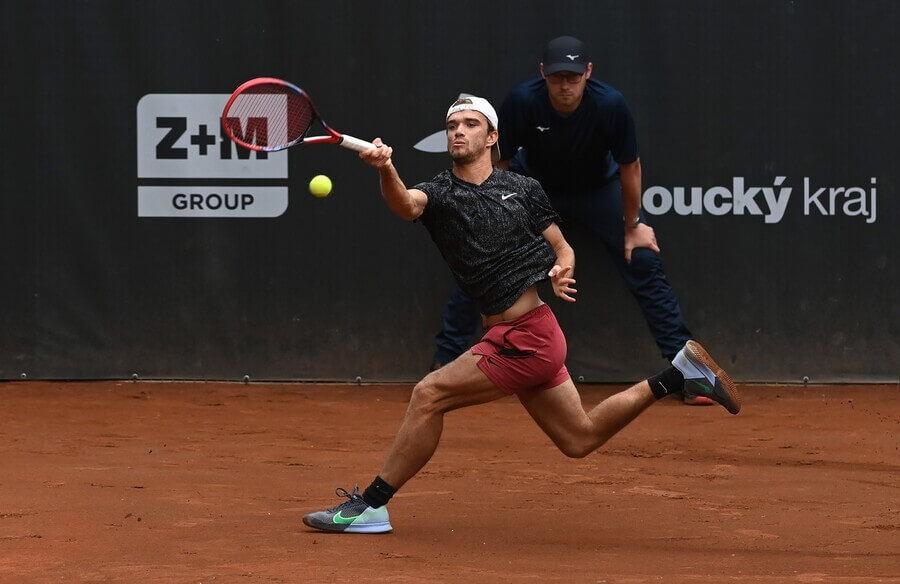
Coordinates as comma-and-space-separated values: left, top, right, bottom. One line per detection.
221, 77, 374, 153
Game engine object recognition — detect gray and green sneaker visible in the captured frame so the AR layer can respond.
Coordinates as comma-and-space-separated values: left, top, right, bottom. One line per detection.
302, 486, 392, 534
673, 340, 741, 415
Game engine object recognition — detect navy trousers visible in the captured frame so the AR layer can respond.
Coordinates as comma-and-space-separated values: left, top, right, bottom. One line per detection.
433, 165, 692, 366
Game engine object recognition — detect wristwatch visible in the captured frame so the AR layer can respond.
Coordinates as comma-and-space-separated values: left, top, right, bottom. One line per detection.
624, 216, 640, 228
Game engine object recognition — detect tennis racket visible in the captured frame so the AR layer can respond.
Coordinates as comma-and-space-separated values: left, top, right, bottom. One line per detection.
221, 77, 374, 153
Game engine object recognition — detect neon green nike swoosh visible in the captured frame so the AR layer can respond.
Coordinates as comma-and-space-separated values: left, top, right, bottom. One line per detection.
332, 511, 359, 525
695, 380, 714, 394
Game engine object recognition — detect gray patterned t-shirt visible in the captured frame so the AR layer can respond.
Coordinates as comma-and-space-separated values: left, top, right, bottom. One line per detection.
415, 168, 561, 315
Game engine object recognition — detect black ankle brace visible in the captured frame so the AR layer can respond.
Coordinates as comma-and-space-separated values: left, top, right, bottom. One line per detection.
362, 476, 397, 509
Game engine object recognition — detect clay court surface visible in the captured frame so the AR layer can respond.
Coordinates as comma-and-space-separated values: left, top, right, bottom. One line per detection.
1, 381, 898, 583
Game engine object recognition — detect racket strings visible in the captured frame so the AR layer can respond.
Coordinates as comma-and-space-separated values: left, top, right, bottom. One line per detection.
224, 84, 315, 150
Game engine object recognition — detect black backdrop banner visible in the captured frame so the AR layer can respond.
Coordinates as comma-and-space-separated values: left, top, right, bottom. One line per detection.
1, 0, 896, 382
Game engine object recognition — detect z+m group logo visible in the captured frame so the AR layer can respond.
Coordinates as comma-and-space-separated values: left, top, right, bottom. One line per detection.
136, 94, 288, 218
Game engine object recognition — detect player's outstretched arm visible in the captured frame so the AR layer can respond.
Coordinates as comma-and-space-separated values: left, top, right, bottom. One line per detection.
359, 138, 427, 221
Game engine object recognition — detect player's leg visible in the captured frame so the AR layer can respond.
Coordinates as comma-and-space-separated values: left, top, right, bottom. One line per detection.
377, 350, 505, 489
522, 377, 655, 457
302, 350, 505, 533
432, 284, 480, 370
522, 340, 740, 457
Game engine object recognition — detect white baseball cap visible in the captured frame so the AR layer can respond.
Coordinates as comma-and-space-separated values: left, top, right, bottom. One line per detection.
446, 96, 500, 161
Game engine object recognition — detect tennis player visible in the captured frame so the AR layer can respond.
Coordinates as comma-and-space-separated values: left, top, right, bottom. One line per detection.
431, 36, 710, 405
302, 96, 740, 534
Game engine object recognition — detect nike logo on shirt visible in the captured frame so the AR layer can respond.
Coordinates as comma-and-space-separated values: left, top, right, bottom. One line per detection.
536, 126, 550, 132
501, 193, 517, 200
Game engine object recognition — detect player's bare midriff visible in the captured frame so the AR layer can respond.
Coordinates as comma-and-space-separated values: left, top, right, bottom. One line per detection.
481, 285, 543, 328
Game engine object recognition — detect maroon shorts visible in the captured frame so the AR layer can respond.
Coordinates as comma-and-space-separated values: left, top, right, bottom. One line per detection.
471, 303, 570, 402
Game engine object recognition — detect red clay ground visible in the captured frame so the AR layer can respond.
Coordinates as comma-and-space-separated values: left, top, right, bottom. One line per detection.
1, 381, 898, 583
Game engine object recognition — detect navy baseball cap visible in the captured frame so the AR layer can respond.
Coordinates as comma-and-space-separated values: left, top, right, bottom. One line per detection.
542, 35, 589, 75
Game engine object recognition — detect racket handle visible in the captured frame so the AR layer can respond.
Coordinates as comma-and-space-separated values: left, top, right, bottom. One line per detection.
339, 134, 376, 152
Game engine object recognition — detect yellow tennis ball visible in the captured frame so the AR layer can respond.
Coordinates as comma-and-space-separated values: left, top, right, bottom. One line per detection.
309, 174, 332, 198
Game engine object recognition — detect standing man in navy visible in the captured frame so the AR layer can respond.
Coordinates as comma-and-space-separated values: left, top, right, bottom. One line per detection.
432, 35, 710, 405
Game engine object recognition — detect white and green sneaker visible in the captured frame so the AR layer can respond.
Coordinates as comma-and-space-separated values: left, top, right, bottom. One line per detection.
302, 486, 392, 534
673, 340, 741, 415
